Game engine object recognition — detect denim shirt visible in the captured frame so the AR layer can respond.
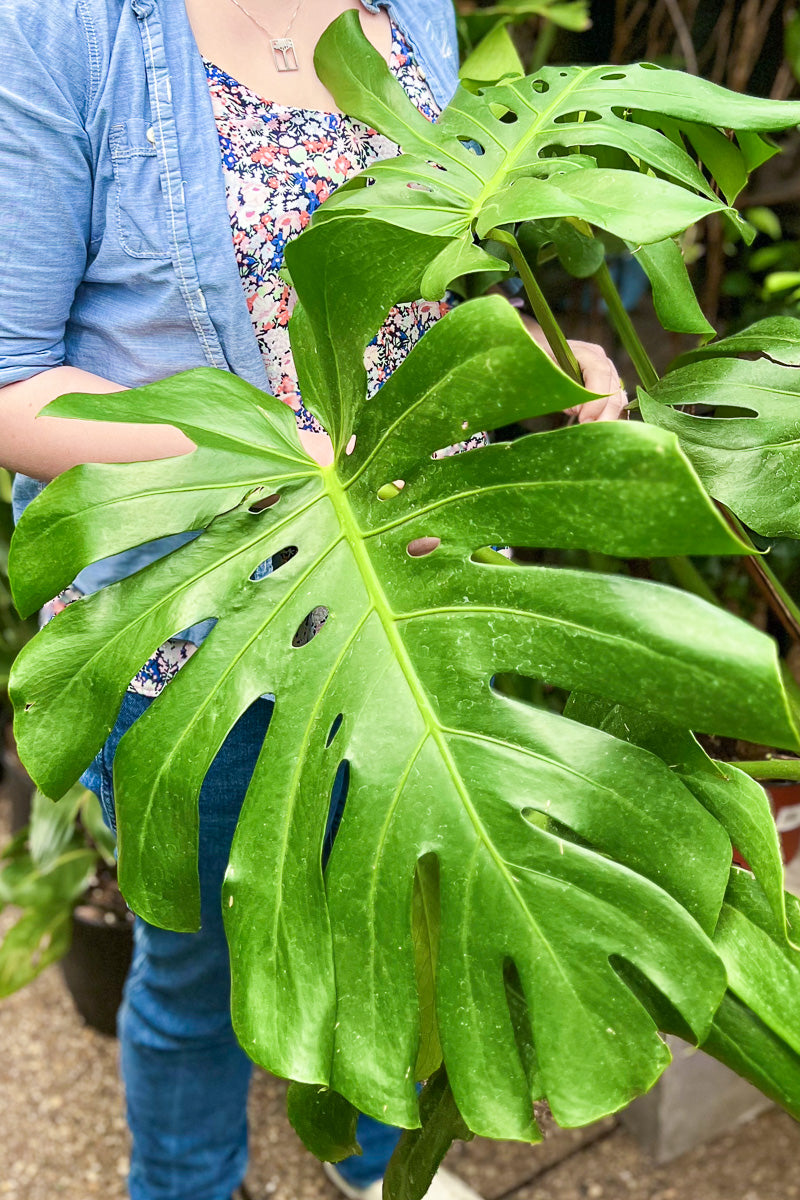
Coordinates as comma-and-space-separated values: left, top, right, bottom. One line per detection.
1, 0, 459, 594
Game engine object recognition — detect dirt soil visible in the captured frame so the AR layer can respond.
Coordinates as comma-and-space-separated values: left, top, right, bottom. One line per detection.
2, 796, 800, 1200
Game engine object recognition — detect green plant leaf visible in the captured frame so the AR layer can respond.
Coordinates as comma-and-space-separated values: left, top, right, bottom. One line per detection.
674, 316, 800, 367
286, 1083, 361, 1162
312, 13, 800, 298
564, 695, 788, 935
701, 992, 800, 1121
639, 353, 800, 537
9, 221, 800, 1140
475, 170, 725, 245
632, 239, 715, 338
0, 847, 96, 911
28, 785, 86, 869
0, 905, 74, 998
714, 870, 800, 1059
460, 22, 524, 87
458, 0, 591, 49
519, 218, 606, 278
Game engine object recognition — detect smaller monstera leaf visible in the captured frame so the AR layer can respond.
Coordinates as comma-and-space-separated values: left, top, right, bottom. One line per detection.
639, 321, 800, 538
9, 222, 800, 1141
311, 13, 800, 296
713, 871, 800, 1073
564, 695, 789, 937
459, 0, 591, 52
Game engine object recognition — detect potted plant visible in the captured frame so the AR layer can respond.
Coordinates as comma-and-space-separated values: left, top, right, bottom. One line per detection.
0, 782, 133, 1036
9, 18, 800, 1197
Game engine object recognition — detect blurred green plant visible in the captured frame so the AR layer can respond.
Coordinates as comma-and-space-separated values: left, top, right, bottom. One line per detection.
0, 784, 117, 996
455, 0, 590, 72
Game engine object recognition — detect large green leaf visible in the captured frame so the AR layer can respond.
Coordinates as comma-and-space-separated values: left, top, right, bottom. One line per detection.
9, 219, 800, 1138
639, 336, 800, 537
564, 695, 789, 936
311, 13, 800, 296
714, 870, 800, 1055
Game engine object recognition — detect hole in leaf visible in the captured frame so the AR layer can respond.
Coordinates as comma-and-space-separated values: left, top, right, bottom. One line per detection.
499, 109, 519, 124
640, 62, 662, 70
323, 759, 350, 866
346, 434, 357, 455
554, 110, 602, 124
674, 405, 758, 419
504, 959, 538, 1090
600, 72, 626, 80
250, 545, 297, 581
407, 537, 441, 558
377, 480, 405, 501
458, 136, 485, 155
491, 673, 570, 715
532, 79, 549, 93
326, 712, 344, 748
412, 853, 442, 1078
248, 492, 280, 513
292, 606, 329, 647
24, 703, 34, 712
559, 71, 568, 77
407, 180, 433, 191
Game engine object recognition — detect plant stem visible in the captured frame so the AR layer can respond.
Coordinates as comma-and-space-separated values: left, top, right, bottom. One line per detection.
592, 261, 659, 390
722, 758, 800, 781
488, 227, 583, 382
720, 509, 800, 645
531, 19, 557, 71
665, 557, 720, 606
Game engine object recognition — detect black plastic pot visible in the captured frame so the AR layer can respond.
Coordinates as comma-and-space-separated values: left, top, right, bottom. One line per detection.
60, 907, 134, 1037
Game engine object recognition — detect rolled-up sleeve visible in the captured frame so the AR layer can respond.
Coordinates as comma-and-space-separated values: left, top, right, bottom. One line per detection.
0, 1, 93, 385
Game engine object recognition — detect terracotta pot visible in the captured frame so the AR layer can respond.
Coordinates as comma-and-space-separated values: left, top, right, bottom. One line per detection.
765, 781, 800, 865
733, 780, 800, 869
60, 907, 134, 1037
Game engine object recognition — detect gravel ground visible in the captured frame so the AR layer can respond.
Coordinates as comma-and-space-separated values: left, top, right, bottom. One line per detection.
2, 797, 800, 1199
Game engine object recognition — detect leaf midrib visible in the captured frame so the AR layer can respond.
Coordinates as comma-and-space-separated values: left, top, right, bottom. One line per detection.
324, 467, 592, 997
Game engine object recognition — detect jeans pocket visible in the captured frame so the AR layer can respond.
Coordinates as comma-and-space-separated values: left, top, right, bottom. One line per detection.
109, 118, 171, 260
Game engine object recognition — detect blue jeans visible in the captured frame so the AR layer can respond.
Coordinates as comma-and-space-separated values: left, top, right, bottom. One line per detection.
84, 691, 401, 1200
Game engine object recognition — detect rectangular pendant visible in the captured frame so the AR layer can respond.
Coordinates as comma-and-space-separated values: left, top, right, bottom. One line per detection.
271, 38, 299, 72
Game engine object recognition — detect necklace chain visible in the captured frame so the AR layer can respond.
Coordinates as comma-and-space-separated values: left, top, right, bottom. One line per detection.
223, 0, 305, 46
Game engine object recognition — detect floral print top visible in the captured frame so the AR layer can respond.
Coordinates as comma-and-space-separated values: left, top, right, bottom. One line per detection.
44, 24, 487, 695
203, 23, 486, 435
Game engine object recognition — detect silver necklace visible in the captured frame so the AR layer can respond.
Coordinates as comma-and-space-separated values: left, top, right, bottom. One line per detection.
223, 0, 305, 71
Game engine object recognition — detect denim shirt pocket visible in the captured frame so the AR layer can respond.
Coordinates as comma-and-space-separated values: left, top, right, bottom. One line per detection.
109, 118, 171, 259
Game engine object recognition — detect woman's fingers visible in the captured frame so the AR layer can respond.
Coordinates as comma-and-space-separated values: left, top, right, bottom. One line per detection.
563, 340, 627, 423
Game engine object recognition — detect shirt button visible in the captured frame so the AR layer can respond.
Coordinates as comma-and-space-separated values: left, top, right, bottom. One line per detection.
146, 125, 156, 145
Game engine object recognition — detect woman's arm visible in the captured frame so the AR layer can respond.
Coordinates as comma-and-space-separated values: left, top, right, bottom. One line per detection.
1, 368, 333, 481
1, 369, 191, 480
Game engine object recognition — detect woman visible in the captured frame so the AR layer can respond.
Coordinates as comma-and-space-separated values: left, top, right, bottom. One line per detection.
0, 1, 626, 1197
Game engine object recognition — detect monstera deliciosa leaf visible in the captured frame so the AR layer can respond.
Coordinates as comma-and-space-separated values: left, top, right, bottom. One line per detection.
9, 219, 800, 1141
640, 317, 800, 538
311, 12, 800, 306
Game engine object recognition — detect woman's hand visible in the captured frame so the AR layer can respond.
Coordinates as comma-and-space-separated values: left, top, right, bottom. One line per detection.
521, 315, 628, 423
